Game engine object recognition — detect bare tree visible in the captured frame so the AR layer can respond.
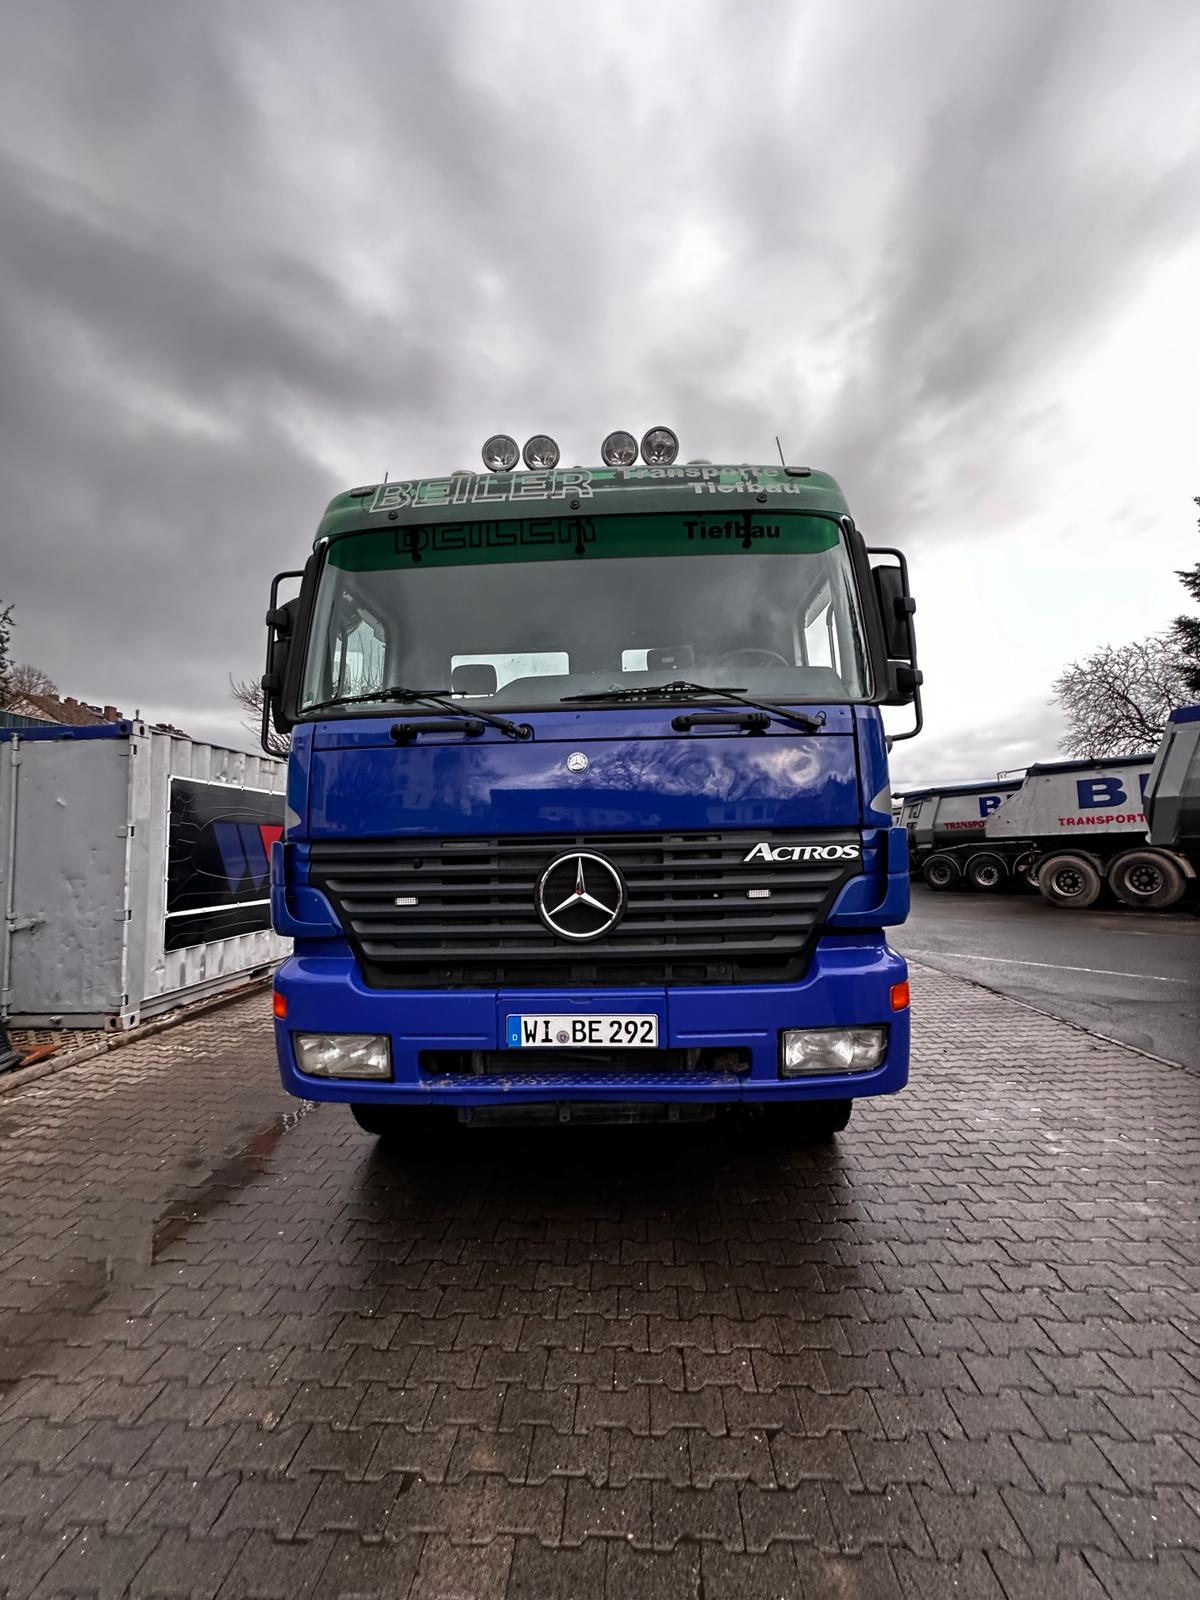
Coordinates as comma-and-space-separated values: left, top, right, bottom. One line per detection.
1171, 496, 1200, 695
0, 662, 57, 709
231, 675, 290, 756
0, 599, 13, 697
1051, 633, 1189, 758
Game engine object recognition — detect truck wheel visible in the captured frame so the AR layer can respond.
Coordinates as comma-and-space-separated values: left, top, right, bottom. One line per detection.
772, 1099, 853, 1142
1012, 850, 1037, 886
965, 852, 1008, 892
922, 854, 960, 891
1109, 849, 1186, 910
1036, 852, 1102, 909
350, 1104, 454, 1141
350, 1103, 403, 1138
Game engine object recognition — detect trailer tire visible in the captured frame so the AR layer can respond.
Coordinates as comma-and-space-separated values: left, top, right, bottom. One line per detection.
1036, 852, 1102, 909
922, 854, 960, 891
965, 852, 1008, 892
1108, 849, 1186, 910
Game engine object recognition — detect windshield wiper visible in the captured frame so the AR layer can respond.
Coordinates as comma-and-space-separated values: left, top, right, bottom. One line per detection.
560, 680, 826, 734
305, 686, 531, 740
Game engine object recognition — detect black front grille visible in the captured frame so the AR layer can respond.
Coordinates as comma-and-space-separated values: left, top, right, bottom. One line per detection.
308, 829, 861, 989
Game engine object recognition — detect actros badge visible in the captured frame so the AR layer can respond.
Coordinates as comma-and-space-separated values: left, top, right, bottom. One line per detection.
743, 842, 861, 863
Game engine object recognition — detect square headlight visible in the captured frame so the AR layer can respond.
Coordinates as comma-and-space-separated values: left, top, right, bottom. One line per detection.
294, 1033, 391, 1080
780, 1027, 886, 1076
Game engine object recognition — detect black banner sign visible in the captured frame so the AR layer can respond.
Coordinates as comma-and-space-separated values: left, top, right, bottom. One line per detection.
165, 779, 284, 951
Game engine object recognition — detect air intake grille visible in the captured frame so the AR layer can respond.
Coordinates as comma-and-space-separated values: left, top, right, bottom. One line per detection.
307, 830, 862, 989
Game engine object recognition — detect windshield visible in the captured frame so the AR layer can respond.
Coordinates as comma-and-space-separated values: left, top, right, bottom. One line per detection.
299, 511, 870, 713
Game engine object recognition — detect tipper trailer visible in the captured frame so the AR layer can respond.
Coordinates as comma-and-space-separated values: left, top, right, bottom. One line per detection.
914, 744, 1197, 910
900, 779, 1022, 891
1142, 706, 1200, 906
259, 430, 922, 1144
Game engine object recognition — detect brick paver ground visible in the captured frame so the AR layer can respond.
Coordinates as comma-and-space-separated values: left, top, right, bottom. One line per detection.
1, 965, 1199, 1599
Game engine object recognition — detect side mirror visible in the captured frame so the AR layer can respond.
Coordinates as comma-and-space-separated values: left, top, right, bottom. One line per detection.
868, 548, 923, 740
261, 574, 305, 752
872, 565, 917, 664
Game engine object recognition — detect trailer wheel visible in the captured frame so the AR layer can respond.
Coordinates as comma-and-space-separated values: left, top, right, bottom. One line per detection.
1036, 852, 1102, 909
965, 852, 1008, 892
1108, 849, 1186, 910
922, 854, 960, 891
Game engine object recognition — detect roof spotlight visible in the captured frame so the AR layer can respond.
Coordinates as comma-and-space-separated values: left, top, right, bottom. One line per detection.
601, 430, 638, 467
640, 426, 679, 466
482, 434, 519, 472
523, 434, 560, 471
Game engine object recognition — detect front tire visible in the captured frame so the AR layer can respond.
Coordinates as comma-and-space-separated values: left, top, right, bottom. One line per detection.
772, 1098, 853, 1143
922, 854, 960, 891
1036, 852, 1102, 909
350, 1104, 454, 1142
1108, 848, 1186, 910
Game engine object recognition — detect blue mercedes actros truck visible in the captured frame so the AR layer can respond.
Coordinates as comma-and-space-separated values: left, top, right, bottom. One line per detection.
261, 428, 921, 1141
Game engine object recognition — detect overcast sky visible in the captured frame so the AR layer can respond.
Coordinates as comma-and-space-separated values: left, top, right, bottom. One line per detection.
1, 0, 1197, 790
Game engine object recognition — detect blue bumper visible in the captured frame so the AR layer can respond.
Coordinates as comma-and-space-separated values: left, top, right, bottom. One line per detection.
273, 933, 909, 1107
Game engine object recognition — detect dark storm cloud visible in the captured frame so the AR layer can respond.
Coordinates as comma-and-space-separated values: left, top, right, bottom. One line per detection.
0, 0, 1197, 743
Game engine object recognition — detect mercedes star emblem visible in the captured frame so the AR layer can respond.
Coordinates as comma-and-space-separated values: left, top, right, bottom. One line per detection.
536, 851, 625, 941
566, 751, 589, 772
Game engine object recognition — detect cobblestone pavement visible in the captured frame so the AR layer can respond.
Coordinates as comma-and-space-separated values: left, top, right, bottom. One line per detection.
2, 967, 1200, 1599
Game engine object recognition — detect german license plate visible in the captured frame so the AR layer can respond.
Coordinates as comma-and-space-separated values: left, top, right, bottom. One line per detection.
506, 1014, 659, 1049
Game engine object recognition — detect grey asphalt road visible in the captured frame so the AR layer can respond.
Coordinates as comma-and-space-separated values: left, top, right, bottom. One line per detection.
893, 883, 1200, 1069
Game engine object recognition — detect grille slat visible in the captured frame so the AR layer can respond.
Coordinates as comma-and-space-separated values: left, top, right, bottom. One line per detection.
309, 829, 862, 989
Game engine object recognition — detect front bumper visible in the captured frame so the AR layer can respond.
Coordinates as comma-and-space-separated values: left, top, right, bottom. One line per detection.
273, 934, 909, 1107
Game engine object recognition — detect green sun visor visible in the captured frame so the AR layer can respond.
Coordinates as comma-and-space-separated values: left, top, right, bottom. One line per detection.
328, 510, 843, 572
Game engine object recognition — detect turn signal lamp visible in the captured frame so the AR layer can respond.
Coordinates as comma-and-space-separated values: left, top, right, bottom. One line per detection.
640, 426, 679, 465
601, 430, 638, 466
523, 434, 560, 470
272, 991, 287, 1020
890, 981, 910, 1011
481, 434, 519, 472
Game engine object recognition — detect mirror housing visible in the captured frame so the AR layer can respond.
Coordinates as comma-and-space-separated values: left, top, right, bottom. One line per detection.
261, 574, 305, 753
868, 547, 923, 740
872, 566, 917, 663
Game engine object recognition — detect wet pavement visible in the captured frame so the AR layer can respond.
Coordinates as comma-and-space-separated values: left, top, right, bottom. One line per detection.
896, 885, 1200, 1069
2, 970, 1200, 1599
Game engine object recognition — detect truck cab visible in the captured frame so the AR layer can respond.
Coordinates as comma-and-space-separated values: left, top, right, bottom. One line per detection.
261, 435, 921, 1141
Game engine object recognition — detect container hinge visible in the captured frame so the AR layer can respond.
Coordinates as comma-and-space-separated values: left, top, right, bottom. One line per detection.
7, 916, 44, 935
114, 908, 132, 922
116, 825, 136, 838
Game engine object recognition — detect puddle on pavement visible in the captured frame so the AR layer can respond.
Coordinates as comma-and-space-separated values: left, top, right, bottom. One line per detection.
149, 1101, 313, 1259
0, 1101, 314, 1390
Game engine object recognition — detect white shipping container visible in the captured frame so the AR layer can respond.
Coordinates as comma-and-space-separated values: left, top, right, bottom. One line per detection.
986, 757, 1153, 843
0, 722, 289, 1028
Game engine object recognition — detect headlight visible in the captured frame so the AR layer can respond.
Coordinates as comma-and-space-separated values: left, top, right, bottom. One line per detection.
294, 1033, 391, 1079
601, 430, 638, 466
779, 1027, 886, 1076
481, 434, 519, 472
522, 434, 560, 470
640, 426, 679, 465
